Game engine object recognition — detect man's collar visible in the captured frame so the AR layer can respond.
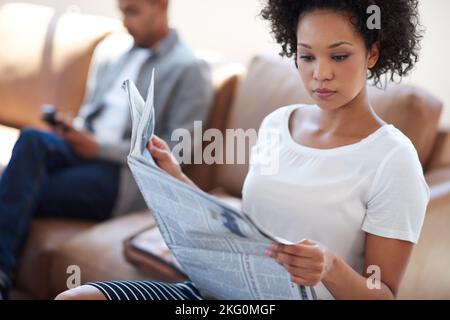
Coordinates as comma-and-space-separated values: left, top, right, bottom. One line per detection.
137, 29, 179, 58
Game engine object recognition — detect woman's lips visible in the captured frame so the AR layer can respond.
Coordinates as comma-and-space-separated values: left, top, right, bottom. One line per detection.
313, 89, 336, 99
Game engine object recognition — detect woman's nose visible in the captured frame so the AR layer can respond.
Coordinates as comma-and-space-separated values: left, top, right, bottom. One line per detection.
313, 60, 333, 81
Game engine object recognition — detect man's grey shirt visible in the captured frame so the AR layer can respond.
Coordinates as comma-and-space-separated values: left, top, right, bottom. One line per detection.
75, 30, 214, 216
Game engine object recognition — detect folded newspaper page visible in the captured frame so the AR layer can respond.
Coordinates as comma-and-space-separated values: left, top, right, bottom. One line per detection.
122, 71, 316, 300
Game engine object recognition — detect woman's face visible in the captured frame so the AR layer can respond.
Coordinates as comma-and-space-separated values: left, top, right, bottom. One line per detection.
296, 10, 379, 110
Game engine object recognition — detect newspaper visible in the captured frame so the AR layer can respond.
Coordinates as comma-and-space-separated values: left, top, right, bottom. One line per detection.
122, 70, 316, 300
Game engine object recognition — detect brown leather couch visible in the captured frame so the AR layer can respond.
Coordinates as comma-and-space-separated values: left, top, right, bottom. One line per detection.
1, 3, 450, 300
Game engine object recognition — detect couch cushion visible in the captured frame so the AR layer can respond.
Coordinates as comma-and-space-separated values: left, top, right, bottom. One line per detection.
49, 211, 155, 299
14, 218, 96, 299
425, 167, 450, 202
0, 3, 123, 129
425, 127, 450, 171
184, 62, 244, 191
367, 84, 442, 166
214, 54, 442, 196
214, 55, 313, 196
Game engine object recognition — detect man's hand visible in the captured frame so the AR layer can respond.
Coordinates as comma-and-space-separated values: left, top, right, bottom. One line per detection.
51, 112, 74, 136
62, 129, 99, 159
53, 113, 99, 159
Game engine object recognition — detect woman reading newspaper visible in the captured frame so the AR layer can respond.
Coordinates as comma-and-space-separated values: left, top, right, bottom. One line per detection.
57, 0, 429, 300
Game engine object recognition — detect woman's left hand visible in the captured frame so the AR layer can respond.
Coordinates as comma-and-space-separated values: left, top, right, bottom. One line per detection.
265, 239, 335, 287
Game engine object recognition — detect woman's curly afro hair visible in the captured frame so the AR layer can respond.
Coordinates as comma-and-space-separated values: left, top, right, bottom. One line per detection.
260, 0, 423, 87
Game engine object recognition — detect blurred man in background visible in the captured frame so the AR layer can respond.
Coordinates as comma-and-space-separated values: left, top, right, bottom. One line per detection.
0, 0, 213, 299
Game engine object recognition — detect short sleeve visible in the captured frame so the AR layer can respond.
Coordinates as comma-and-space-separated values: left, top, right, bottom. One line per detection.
362, 143, 430, 243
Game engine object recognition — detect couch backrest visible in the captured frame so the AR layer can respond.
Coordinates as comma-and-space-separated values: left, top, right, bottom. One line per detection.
0, 3, 123, 129
213, 54, 443, 197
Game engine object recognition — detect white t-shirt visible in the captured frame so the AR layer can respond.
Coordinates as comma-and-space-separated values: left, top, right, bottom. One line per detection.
92, 48, 151, 144
242, 104, 430, 300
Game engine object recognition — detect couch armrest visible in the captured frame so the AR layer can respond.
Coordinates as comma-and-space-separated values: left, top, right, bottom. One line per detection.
123, 225, 188, 282
426, 126, 450, 172
184, 64, 243, 191
398, 170, 450, 299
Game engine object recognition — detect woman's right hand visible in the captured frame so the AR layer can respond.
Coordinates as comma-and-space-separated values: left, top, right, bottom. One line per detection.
147, 135, 183, 180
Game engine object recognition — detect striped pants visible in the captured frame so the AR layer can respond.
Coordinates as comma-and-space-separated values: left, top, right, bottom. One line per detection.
86, 280, 203, 301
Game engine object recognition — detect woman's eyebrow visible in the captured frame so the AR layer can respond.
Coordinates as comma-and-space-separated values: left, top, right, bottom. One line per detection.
328, 41, 354, 48
297, 41, 354, 49
297, 43, 312, 49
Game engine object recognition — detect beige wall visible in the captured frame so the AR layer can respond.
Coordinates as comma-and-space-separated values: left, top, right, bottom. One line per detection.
403, 0, 450, 127
1, 0, 449, 125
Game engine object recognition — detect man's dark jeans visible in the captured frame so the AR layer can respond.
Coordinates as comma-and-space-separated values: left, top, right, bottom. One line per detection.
0, 128, 120, 291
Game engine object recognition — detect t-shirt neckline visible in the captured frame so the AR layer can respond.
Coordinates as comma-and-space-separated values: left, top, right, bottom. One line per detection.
283, 105, 393, 155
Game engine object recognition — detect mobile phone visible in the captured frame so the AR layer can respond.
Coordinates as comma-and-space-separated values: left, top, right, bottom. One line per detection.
41, 104, 60, 126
